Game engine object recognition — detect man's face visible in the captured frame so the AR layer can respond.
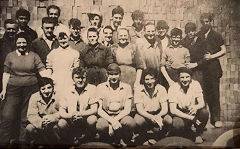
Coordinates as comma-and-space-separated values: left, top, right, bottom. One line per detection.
42, 23, 55, 38
133, 18, 143, 28
40, 84, 54, 98
144, 74, 156, 89
108, 72, 120, 84
90, 15, 101, 27
73, 73, 87, 88
145, 25, 156, 40
48, 8, 59, 19
118, 29, 128, 44
58, 34, 69, 48
112, 14, 123, 28
157, 28, 167, 37
5, 23, 17, 38
179, 72, 191, 87
201, 18, 211, 32
187, 30, 196, 39
69, 25, 81, 37
171, 35, 181, 47
87, 31, 98, 45
103, 28, 113, 42
17, 16, 29, 27
16, 37, 27, 52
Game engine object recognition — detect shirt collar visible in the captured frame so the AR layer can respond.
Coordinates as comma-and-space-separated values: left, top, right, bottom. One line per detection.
205, 28, 211, 38
105, 81, 124, 91
71, 84, 90, 95
41, 34, 56, 42
16, 50, 29, 56
87, 43, 105, 52
143, 37, 158, 49
69, 35, 83, 44
37, 92, 56, 105
169, 44, 183, 49
140, 84, 159, 98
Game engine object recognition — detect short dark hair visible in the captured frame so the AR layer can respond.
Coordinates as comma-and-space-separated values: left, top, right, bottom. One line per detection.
156, 20, 169, 30
112, 6, 124, 17
42, 17, 55, 26
87, 27, 99, 36
72, 67, 87, 79
16, 8, 30, 21
200, 13, 213, 23
103, 25, 114, 32
68, 18, 82, 28
47, 5, 61, 16
4, 19, 17, 29
38, 77, 54, 89
185, 22, 197, 34
140, 68, 158, 84
15, 32, 30, 44
144, 22, 155, 30
131, 10, 144, 20
178, 67, 193, 78
170, 28, 182, 37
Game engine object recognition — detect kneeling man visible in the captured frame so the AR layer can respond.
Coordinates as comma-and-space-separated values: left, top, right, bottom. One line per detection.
58, 67, 98, 144
26, 77, 60, 144
96, 63, 136, 146
168, 67, 209, 144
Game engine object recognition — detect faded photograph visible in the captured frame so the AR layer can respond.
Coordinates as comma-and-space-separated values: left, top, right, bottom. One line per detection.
0, 0, 239, 148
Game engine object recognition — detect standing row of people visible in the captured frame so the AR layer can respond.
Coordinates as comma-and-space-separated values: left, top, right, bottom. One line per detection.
0, 4, 226, 147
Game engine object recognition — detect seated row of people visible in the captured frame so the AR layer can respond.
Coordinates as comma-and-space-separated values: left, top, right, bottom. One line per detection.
25, 64, 209, 147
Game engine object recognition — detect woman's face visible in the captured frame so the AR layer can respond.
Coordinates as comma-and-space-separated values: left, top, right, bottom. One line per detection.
58, 34, 69, 48
16, 37, 27, 52
118, 29, 129, 44
90, 15, 101, 28
144, 74, 156, 89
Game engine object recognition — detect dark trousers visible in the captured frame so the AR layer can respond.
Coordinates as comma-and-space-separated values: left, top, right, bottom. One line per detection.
0, 84, 38, 144
172, 108, 209, 139
203, 75, 221, 124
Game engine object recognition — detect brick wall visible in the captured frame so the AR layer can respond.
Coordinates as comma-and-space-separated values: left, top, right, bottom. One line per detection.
0, 0, 240, 122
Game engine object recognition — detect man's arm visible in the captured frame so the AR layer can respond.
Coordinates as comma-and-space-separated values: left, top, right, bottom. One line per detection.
156, 101, 168, 117
136, 103, 155, 121
97, 100, 116, 124
170, 102, 194, 120
114, 99, 132, 121
81, 103, 98, 117
27, 94, 43, 129
161, 66, 174, 86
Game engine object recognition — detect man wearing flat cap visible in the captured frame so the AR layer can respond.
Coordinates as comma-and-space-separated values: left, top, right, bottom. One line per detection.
196, 13, 226, 128
82, 9, 104, 43
96, 63, 136, 146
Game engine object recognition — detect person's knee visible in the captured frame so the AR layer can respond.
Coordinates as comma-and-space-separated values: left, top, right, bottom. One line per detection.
58, 119, 68, 130
172, 117, 185, 130
26, 124, 37, 134
163, 115, 173, 126
87, 115, 97, 126
198, 108, 209, 121
96, 118, 108, 132
120, 116, 136, 129
134, 114, 146, 127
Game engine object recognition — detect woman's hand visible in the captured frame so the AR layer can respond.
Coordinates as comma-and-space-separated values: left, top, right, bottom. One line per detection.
0, 89, 6, 101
